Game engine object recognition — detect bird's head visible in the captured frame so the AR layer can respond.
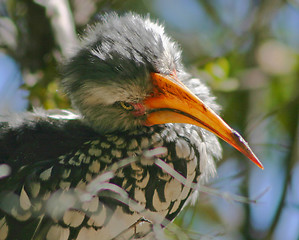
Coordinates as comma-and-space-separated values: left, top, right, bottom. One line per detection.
62, 12, 263, 169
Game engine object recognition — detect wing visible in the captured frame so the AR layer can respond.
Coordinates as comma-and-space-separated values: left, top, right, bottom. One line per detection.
0, 109, 98, 167
0, 110, 100, 239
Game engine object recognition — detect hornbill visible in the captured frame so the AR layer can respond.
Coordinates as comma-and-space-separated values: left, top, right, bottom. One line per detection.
0, 12, 263, 240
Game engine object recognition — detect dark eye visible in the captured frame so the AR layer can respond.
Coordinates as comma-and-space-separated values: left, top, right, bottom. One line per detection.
119, 101, 134, 111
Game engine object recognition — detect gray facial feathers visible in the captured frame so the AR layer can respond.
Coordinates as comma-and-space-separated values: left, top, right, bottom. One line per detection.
62, 12, 183, 97
61, 12, 219, 134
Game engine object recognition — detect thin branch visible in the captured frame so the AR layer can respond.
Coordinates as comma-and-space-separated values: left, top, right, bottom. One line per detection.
35, 0, 78, 58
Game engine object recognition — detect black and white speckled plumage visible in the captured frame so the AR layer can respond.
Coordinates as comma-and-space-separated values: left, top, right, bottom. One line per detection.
0, 13, 222, 240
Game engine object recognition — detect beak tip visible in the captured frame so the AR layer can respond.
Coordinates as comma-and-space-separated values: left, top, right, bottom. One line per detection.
256, 160, 264, 170
230, 130, 264, 170
249, 153, 264, 169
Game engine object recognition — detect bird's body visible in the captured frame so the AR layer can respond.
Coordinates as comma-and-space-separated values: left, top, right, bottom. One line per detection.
0, 13, 262, 240
0, 110, 219, 239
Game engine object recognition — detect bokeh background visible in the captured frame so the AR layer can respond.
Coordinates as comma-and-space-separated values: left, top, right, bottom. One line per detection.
0, 0, 298, 239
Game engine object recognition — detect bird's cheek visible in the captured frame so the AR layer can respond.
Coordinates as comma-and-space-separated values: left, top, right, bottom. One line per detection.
131, 103, 146, 117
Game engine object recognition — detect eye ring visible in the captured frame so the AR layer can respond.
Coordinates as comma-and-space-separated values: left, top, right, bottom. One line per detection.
119, 101, 134, 111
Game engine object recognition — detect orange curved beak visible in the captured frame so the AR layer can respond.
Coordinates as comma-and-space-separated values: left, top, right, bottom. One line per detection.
144, 73, 263, 169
